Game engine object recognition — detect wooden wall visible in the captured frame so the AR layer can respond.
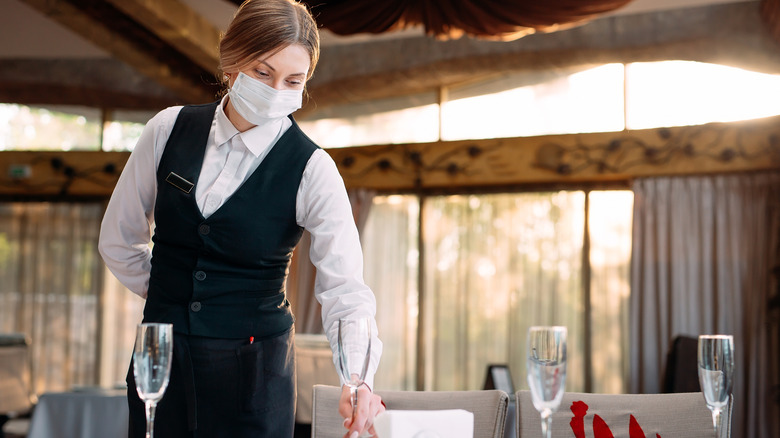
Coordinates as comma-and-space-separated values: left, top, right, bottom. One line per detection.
0, 114, 778, 200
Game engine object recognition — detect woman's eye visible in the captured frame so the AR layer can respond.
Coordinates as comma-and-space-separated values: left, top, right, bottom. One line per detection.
255, 70, 270, 78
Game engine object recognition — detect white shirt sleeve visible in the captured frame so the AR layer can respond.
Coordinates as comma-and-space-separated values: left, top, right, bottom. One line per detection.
98, 106, 182, 298
296, 149, 383, 390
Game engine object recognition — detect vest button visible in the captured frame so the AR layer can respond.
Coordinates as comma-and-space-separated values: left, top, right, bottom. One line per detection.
194, 271, 207, 281
198, 224, 210, 235
190, 301, 202, 312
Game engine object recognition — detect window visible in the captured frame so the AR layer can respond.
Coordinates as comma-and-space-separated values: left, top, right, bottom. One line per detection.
441, 64, 626, 139
0, 104, 152, 152
625, 61, 780, 129
298, 93, 440, 148
101, 109, 152, 152
298, 61, 780, 147
365, 191, 633, 393
0, 104, 102, 151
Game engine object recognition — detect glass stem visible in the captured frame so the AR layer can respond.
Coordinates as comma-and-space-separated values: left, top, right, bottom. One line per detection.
145, 400, 156, 438
711, 408, 722, 438
541, 408, 553, 438
350, 385, 359, 420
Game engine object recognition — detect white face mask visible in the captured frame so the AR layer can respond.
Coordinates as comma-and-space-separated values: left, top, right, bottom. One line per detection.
228, 72, 303, 124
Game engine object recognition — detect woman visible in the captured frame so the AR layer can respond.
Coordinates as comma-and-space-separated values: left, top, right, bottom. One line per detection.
98, 1, 383, 437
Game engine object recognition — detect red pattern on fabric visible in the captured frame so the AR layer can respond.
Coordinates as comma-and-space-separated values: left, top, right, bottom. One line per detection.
629, 414, 646, 438
568, 401, 662, 438
569, 400, 588, 438
593, 415, 615, 438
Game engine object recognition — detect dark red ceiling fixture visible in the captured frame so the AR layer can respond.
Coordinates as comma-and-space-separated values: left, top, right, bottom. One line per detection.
227, 0, 634, 41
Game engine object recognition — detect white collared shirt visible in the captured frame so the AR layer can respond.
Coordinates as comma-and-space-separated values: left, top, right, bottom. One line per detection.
98, 97, 381, 387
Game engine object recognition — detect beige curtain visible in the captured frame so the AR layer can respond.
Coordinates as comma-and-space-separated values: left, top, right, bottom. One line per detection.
360, 191, 633, 392
629, 172, 780, 438
421, 192, 588, 391
0, 203, 104, 394
288, 188, 376, 334
361, 195, 420, 390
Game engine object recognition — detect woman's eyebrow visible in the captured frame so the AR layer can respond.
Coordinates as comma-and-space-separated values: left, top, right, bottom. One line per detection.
260, 60, 307, 77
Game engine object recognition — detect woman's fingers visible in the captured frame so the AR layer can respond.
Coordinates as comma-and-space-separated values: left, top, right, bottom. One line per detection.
338, 385, 354, 419
340, 385, 385, 438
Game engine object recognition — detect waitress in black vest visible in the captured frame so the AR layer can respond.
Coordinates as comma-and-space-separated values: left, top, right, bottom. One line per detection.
98, 1, 384, 437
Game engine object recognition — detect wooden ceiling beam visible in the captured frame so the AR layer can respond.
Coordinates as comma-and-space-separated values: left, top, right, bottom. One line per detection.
104, 0, 221, 73
0, 82, 179, 111
19, 0, 217, 104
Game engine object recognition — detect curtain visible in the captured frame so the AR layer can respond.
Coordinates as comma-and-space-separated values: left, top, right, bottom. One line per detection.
288, 188, 376, 334
361, 195, 420, 390
99, 266, 144, 388
630, 172, 780, 438
421, 192, 594, 392
0, 203, 103, 394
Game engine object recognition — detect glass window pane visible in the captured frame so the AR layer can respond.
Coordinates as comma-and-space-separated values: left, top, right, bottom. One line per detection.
297, 93, 440, 148
0, 104, 101, 151
625, 61, 780, 129
102, 109, 155, 151
441, 64, 625, 140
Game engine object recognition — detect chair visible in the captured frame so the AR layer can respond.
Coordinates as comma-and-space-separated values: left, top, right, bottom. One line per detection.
294, 334, 341, 437
663, 335, 700, 393
0, 334, 35, 438
312, 384, 509, 438
483, 365, 516, 438
515, 390, 719, 438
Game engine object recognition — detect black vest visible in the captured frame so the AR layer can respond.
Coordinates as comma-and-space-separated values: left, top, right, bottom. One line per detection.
143, 101, 319, 339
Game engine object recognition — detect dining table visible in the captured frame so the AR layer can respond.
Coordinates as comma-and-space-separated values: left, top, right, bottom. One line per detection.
26, 387, 128, 438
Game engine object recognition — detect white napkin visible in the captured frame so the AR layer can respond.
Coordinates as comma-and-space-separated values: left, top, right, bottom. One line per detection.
373, 409, 474, 438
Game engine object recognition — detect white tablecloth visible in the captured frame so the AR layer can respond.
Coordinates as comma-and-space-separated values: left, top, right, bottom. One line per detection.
374, 409, 474, 438
27, 388, 128, 438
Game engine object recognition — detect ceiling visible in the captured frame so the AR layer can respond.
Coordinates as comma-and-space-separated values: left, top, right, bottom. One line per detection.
0, 0, 765, 118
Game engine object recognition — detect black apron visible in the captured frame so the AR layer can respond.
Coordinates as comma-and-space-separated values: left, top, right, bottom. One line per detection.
126, 328, 296, 438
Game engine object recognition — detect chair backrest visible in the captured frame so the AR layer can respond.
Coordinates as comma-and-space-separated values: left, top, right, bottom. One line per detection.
295, 334, 340, 425
312, 384, 509, 438
0, 334, 34, 416
663, 335, 700, 393
516, 390, 716, 438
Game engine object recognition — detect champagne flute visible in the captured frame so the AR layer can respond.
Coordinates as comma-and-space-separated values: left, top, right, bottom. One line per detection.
526, 326, 567, 438
337, 318, 372, 425
697, 334, 734, 438
133, 323, 174, 438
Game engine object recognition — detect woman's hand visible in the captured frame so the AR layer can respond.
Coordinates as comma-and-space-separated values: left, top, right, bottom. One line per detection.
338, 384, 385, 438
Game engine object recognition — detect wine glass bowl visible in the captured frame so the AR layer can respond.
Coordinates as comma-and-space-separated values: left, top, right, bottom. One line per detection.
337, 318, 372, 422
133, 323, 173, 438
697, 334, 734, 438
526, 326, 567, 438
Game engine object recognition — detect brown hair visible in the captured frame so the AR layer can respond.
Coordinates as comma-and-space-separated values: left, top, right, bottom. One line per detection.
219, 0, 320, 83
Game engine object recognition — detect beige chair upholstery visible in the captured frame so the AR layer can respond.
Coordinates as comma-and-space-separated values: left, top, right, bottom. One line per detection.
0, 334, 34, 416
295, 334, 341, 425
312, 384, 509, 438
0, 334, 35, 438
516, 390, 720, 438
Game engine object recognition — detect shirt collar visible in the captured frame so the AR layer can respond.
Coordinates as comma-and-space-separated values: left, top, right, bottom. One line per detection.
215, 96, 289, 158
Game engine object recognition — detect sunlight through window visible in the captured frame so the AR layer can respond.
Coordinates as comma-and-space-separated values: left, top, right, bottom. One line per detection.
441, 64, 625, 140
626, 61, 780, 129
